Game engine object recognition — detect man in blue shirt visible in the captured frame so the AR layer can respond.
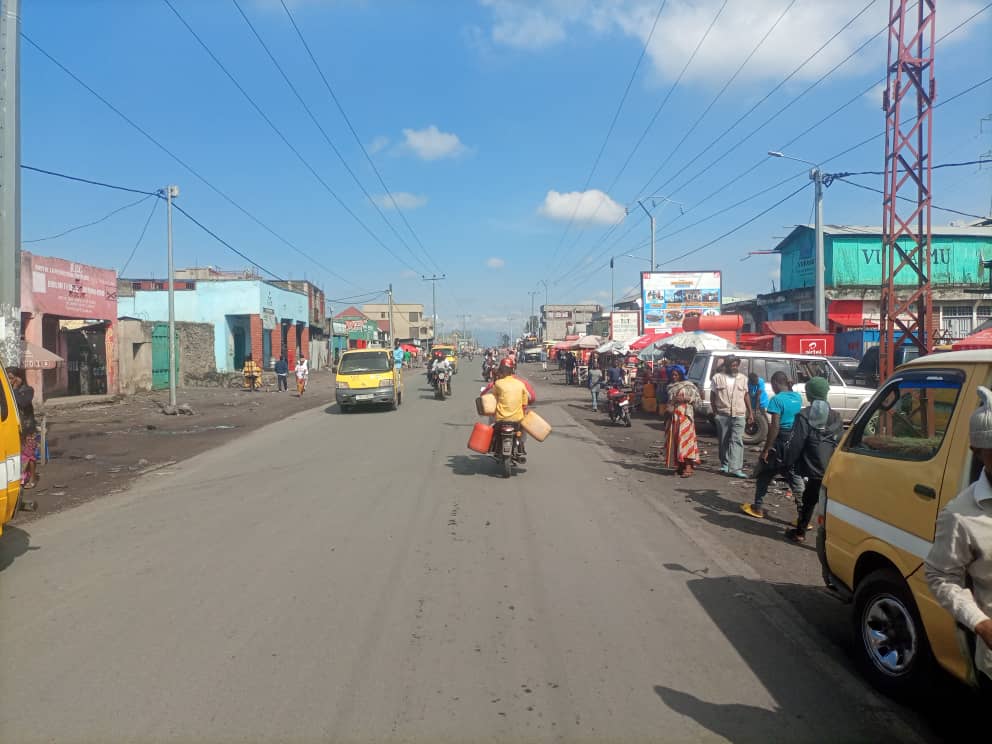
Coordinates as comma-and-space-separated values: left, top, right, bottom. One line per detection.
747, 372, 769, 413
393, 342, 405, 372
606, 358, 625, 387
274, 355, 289, 392
742, 371, 805, 519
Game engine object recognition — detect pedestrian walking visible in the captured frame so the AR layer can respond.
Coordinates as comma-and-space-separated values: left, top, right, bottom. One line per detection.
742, 371, 804, 518
925, 385, 992, 697
781, 377, 842, 541
7, 368, 39, 491
588, 363, 603, 412
274, 355, 289, 392
564, 353, 576, 385
663, 365, 700, 478
747, 372, 769, 416
710, 355, 752, 478
242, 354, 261, 392
295, 355, 309, 396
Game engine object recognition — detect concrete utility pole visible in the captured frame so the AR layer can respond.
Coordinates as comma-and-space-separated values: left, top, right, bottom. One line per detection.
527, 291, 538, 335
538, 280, 549, 341
166, 185, 179, 409
0, 0, 20, 367
387, 283, 394, 347
457, 314, 471, 346
422, 273, 445, 349
635, 201, 656, 271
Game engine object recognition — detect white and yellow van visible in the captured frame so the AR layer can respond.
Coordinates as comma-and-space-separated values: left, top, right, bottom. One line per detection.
818, 350, 992, 696
335, 349, 402, 412
1, 360, 22, 535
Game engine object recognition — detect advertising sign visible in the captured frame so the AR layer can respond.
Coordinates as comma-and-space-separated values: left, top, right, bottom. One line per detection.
640, 271, 722, 331
21, 252, 118, 320
610, 311, 640, 342
799, 338, 827, 356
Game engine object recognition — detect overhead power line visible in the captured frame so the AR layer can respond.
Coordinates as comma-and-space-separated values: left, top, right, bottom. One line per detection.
231, 0, 429, 274
23, 192, 156, 243
120, 196, 161, 275
833, 177, 991, 221
544, 0, 668, 273
161, 0, 421, 275
24, 163, 283, 279
278, 0, 442, 275
553, 0, 877, 286
21, 32, 362, 290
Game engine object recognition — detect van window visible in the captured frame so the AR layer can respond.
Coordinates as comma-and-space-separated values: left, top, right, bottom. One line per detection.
687, 355, 709, 383
796, 359, 842, 385
764, 357, 793, 383
749, 358, 766, 380
0, 378, 7, 422
338, 352, 390, 374
846, 370, 965, 461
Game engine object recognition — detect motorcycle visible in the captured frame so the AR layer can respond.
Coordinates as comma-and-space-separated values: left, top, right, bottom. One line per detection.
434, 368, 452, 400
482, 361, 496, 383
492, 420, 524, 478
606, 386, 632, 427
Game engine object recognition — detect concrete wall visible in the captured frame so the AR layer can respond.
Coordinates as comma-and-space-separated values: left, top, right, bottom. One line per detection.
118, 280, 308, 372
116, 319, 217, 394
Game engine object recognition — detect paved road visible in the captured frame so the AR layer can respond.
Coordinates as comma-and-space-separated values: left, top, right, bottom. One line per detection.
0, 371, 923, 742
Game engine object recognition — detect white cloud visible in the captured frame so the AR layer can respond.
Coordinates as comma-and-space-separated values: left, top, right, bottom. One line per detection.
368, 135, 390, 154
486, 257, 505, 269
373, 192, 427, 210
478, 1, 984, 84
401, 125, 468, 160
400, 269, 419, 279
538, 188, 625, 225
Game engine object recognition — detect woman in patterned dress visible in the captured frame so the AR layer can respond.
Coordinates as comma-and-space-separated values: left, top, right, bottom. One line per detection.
663, 365, 700, 478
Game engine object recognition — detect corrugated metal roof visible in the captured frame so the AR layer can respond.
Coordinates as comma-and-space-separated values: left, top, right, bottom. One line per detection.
774, 223, 992, 250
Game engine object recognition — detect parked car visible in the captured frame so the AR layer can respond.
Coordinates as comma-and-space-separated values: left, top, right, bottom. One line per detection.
853, 345, 923, 387
686, 350, 876, 445
818, 349, 992, 697
828, 355, 861, 383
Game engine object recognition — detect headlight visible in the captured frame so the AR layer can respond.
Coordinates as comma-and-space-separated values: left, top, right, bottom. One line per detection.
336, 381, 350, 388
380, 378, 394, 386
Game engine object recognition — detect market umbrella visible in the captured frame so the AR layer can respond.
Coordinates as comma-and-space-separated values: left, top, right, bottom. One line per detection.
571, 335, 603, 349
20, 341, 63, 370
400, 344, 418, 353
596, 339, 623, 354
638, 331, 735, 361
627, 329, 679, 351
952, 328, 992, 350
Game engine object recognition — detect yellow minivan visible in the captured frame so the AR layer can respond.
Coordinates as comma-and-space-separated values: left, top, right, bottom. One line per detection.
818, 349, 992, 696
432, 344, 458, 373
1, 360, 23, 536
335, 348, 402, 412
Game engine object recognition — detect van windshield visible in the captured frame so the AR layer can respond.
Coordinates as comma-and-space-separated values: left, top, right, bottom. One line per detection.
339, 353, 390, 374
687, 355, 709, 383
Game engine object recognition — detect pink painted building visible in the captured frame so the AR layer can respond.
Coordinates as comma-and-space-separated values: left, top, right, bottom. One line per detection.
19, 252, 118, 400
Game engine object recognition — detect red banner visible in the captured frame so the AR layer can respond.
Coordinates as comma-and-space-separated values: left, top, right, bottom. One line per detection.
21, 252, 117, 320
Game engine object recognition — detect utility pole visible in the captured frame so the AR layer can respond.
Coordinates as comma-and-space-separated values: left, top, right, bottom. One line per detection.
610, 257, 615, 315
811, 167, 826, 331
457, 314, 471, 347
538, 279, 549, 341
0, 0, 20, 367
166, 185, 179, 409
527, 291, 538, 336
422, 273, 445, 350
387, 283, 394, 348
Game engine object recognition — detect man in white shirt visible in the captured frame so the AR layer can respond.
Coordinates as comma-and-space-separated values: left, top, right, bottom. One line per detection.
709, 355, 753, 478
926, 385, 992, 694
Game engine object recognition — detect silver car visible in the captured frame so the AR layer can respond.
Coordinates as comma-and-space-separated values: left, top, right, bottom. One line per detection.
686, 350, 876, 445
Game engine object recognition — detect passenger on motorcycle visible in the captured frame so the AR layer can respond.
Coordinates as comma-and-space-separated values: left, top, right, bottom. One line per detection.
427, 350, 450, 386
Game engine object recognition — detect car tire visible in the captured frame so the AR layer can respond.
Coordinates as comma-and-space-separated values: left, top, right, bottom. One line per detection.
742, 412, 768, 445
851, 568, 934, 699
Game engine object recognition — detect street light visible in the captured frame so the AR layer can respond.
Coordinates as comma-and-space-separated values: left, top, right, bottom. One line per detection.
768, 150, 826, 330
625, 195, 685, 270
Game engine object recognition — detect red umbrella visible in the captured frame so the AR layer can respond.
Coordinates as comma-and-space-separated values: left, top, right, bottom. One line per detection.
952, 328, 992, 350
627, 328, 680, 351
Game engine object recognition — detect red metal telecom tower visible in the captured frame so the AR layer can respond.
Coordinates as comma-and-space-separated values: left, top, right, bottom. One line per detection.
879, 0, 936, 381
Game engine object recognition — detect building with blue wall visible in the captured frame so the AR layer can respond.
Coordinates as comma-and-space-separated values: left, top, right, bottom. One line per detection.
117, 279, 309, 372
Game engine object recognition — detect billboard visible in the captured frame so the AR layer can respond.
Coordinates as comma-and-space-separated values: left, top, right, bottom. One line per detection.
610, 311, 640, 342
640, 271, 722, 331
21, 252, 118, 320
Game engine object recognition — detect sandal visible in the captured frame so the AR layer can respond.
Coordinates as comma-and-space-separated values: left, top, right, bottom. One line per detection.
784, 528, 807, 543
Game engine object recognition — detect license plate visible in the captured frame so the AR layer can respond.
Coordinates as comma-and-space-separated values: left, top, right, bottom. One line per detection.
356, 394, 374, 401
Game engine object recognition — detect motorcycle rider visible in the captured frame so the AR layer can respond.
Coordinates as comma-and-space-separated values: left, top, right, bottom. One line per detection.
428, 349, 453, 391
490, 360, 531, 461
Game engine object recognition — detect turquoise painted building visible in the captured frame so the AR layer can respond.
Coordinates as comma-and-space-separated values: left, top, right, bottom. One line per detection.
118, 279, 309, 372
777, 225, 992, 291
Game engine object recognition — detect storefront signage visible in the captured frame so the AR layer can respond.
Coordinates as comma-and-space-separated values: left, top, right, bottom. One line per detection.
21, 253, 117, 320
799, 338, 827, 355
610, 311, 640, 342
640, 271, 722, 331
261, 308, 276, 330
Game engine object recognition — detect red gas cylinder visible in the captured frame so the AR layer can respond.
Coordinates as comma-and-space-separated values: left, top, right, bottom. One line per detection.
682, 314, 744, 333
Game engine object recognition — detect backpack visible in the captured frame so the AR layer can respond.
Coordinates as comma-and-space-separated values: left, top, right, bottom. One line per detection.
784, 405, 843, 479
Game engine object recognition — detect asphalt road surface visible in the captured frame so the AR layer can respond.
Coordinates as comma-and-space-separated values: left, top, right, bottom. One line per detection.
0, 370, 927, 743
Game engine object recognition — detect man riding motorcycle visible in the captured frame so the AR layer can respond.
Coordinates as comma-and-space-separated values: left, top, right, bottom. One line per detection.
484, 359, 534, 461
427, 350, 453, 390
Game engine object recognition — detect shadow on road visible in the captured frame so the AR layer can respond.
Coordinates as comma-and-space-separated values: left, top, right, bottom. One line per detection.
445, 454, 528, 478
652, 565, 914, 744
675, 486, 805, 540
322, 404, 393, 415
0, 525, 37, 572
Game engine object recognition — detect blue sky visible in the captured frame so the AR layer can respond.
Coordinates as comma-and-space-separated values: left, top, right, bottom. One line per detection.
21, 0, 992, 342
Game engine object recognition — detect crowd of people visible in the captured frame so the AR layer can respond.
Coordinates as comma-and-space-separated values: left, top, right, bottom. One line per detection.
242, 354, 309, 396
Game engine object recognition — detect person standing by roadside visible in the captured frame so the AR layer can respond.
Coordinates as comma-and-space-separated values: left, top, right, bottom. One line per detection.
564, 352, 576, 385
663, 365, 701, 478
710, 355, 752, 478
926, 385, 992, 697
7, 369, 39, 493
295, 355, 309, 397
242, 354, 261, 392
274, 355, 289, 392
588, 362, 603, 412
782, 377, 842, 541
742, 371, 804, 518
747, 372, 769, 417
